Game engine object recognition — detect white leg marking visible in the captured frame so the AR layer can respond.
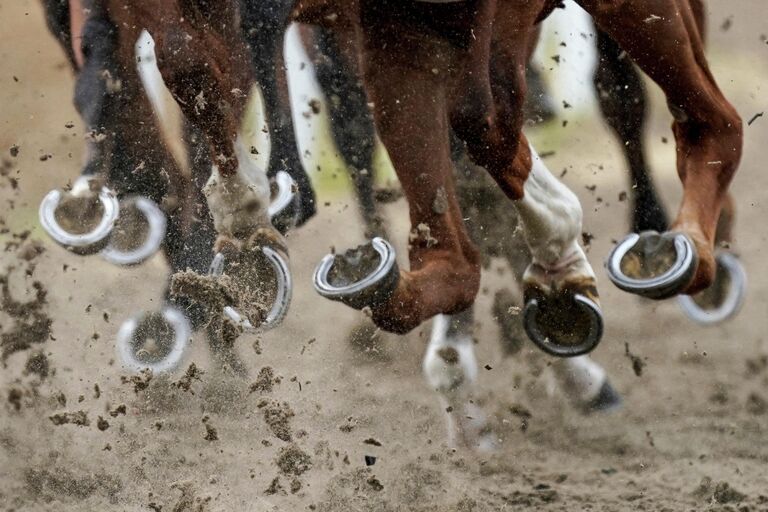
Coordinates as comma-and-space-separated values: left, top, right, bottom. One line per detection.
551, 355, 607, 405
203, 138, 271, 238
514, 145, 594, 278
424, 314, 496, 452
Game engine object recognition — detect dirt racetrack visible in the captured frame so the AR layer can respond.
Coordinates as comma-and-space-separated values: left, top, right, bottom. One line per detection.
2, 1, 768, 510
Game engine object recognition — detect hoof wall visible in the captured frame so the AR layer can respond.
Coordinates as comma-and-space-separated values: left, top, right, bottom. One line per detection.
607, 231, 697, 300
313, 237, 399, 310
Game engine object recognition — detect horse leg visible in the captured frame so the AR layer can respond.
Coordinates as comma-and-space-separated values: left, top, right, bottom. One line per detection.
450, 8, 603, 358
424, 310, 498, 452
580, 0, 743, 299
312, 24, 386, 239
313, 1, 481, 334
240, 0, 316, 231
593, 27, 668, 233
143, 6, 291, 348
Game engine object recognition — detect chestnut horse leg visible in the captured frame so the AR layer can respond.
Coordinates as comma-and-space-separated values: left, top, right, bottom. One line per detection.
582, 0, 743, 298
447, 3, 603, 357
313, 1, 481, 334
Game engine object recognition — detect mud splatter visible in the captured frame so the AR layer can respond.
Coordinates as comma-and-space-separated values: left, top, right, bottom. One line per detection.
276, 444, 312, 476
0, 275, 51, 362
49, 410, 90, 427
258, 399, 295, 442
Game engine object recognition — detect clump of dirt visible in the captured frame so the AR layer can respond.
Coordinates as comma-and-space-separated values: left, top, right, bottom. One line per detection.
109, 404, 127, 417
171, 271, 235, 315
202, 415, 218, 441
169, 480, 211, 511
49, 410, 90, 427
174, 363, 204, 394
171, 254, 271, 328
258, 399, 295, 441
276, 444, 312, 476
746, 392, 768, 415
249, 366, 280, 394
121, 369, 153, 394
409, 223, 438, 248
317, 469, 388, 512
0, 275, 52, 362
23, 351, 49, 379
97, 416, 110, 431
25, 467, 122, 502
265, 476, 284, 495
624, 343, 646, 377
693, 477, 747, 504
326, 243, 381, 287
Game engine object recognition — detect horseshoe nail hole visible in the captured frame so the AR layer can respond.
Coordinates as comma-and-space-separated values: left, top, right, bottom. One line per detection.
326, 243, 381, 287
54, 193, 105, 234
619, 234, 678, 279
108, 202, 150, 252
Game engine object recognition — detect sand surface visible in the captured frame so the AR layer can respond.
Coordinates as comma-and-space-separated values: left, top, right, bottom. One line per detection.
2, 1, 768, 510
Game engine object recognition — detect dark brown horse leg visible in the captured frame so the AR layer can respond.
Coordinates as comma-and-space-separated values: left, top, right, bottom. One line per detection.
312, 24, 385, 239
581, 0, 743, 298
144, 6, 291, 339
240, 1, 316, 230
40, 2, 175, 264
593, 26, 669, 233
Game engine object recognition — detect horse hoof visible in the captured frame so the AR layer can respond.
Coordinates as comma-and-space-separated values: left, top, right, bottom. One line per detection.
313, 237, 399, 310
39, 175, 119, 255
101, 196, 166, 266
268, 171, 300, 234
581, 380, 623, 415
209, 246, 292, 331
606, 231, 698, 300
523, 293, 603, 357
677, 252, 746, 325
117, 307, 190, 374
